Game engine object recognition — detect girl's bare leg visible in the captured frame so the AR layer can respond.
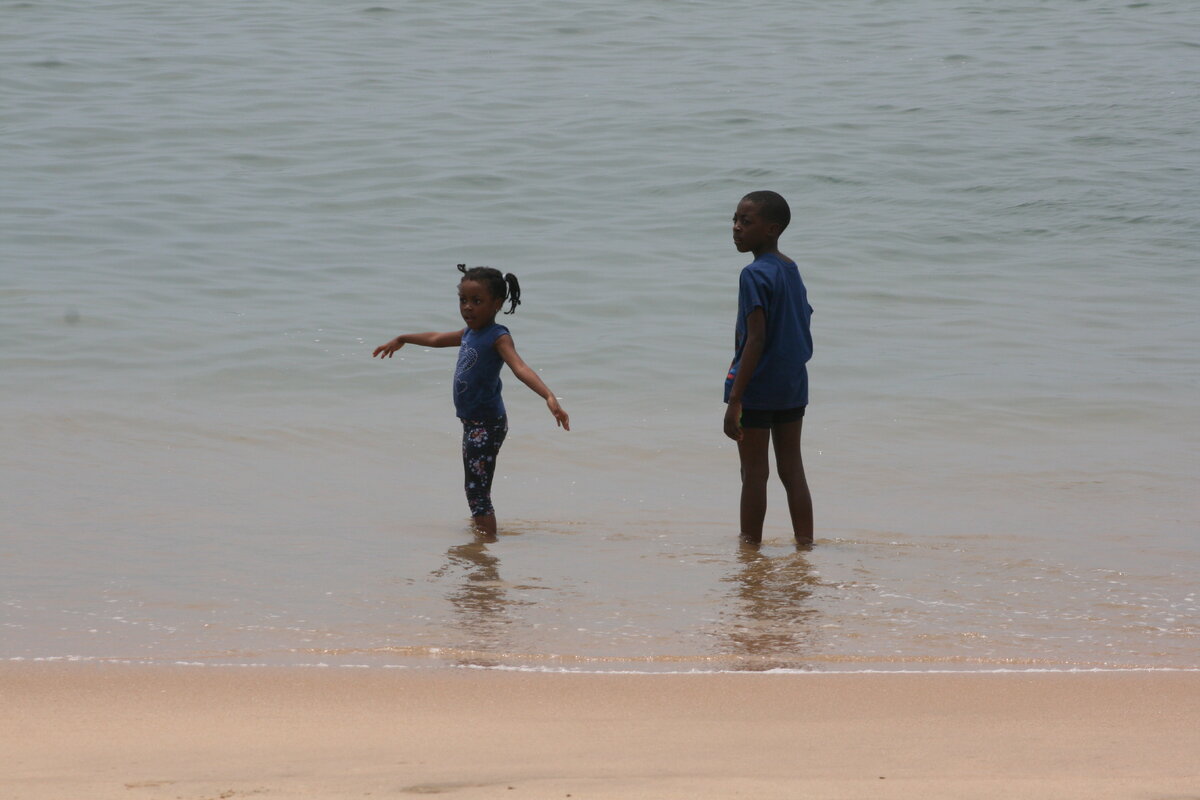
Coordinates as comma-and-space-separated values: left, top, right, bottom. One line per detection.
737, 427, 772, 543
771, 419, 813, 545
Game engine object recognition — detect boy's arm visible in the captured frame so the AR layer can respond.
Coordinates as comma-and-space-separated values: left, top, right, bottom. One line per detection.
723, 307, 765, 442
494, 334, 570, 430
373, 329, 464, 358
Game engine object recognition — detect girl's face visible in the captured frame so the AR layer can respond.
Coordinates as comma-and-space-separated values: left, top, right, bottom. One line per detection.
732, 199, 780, 255
458, 279, 505, 330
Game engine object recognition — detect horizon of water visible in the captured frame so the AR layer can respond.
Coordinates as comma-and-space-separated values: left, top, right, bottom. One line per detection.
2, 0, 1197, 672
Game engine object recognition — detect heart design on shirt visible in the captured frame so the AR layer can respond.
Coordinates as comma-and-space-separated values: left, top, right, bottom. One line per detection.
455, 346, 479, 395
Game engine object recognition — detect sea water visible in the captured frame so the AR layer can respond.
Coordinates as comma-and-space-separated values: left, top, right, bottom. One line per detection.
2, 0, 1197, 671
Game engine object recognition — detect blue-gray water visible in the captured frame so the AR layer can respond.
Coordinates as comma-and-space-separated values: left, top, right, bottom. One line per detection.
2, 0, 1197, 671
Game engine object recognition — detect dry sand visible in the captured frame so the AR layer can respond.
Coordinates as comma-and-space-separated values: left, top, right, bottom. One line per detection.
2, 664, 1197, 799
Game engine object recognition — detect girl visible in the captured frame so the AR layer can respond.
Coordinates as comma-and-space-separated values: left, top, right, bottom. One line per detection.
373, 264, 569, 537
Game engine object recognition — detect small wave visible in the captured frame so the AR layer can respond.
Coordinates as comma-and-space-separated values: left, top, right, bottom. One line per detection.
7, 655, 1198, 676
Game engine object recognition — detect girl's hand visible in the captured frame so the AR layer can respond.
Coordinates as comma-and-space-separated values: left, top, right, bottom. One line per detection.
724, 401, 744, 442
547, 396, 570, 431
373, 338, 405, 358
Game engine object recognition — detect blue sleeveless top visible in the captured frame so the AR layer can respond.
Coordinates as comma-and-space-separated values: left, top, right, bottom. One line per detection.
454, 323, 510, 420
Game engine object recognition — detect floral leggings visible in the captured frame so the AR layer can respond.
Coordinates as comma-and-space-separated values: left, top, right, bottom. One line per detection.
461, 416, 508, 518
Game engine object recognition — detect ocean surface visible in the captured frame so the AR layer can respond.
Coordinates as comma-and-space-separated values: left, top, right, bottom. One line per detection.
2, 0, 1197, 672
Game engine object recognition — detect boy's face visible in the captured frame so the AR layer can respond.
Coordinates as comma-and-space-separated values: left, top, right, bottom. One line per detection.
732, 199, 780, 255
459, 279, 505, 330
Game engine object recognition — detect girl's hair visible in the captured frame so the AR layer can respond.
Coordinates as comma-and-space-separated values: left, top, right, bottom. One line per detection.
457, 263, 521, 314
742, 190, 791, 232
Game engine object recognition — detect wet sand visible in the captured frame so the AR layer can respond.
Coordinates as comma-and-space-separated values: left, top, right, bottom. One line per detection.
3, 664, 1197, 799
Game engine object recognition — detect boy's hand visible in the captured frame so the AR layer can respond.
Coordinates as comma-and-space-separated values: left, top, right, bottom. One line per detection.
373, 338, 404, 358
547, 397, 570, 431
724, 401, 743, 442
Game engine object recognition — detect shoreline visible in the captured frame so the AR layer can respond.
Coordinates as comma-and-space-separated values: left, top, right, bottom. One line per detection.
6, 656, 1200, 674
5, 663, 1198, 799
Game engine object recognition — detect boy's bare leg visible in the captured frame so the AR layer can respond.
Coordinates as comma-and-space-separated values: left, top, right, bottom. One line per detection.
771, 419, 813, 545
472, 514, 498, 538
737, 428, 772, 544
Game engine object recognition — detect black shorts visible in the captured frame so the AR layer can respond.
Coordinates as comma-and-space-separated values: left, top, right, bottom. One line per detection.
740, 405, 806, 429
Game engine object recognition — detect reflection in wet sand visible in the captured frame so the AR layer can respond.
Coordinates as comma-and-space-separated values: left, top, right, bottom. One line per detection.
429, 534, 526, 666
717, 542, 821, 670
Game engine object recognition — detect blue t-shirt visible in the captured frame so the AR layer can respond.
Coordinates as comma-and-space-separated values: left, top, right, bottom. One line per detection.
454, 323, 510, 420
724, 253, 814, 410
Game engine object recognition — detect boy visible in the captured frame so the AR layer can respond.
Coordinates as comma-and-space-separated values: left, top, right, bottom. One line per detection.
723, 190, 814, 546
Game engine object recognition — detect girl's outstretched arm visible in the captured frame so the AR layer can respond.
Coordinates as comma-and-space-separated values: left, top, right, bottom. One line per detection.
373, 329, 464, 358
494, 334, 569, 430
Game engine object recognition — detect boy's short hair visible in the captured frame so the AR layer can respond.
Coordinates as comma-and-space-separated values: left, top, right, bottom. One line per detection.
742, 190, 790, 233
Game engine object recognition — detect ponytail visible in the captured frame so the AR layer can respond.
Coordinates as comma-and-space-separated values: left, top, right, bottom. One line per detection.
502, 272, 521, 315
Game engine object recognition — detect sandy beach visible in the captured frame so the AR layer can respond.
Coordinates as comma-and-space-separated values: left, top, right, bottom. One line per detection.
3, 664, 1197, 799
